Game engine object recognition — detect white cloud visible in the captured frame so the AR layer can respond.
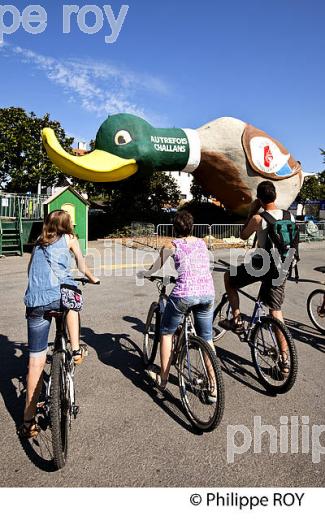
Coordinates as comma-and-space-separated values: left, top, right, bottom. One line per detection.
1, 44, 170, 123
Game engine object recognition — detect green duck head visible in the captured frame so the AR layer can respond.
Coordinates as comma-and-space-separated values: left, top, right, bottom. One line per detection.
42, 113, 200, 182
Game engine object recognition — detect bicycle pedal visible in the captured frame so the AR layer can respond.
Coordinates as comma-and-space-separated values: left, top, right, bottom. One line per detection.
36, 401, 46, 413
37, 415, 49, 431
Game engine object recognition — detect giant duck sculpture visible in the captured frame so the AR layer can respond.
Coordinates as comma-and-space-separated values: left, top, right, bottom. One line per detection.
42, 114, 304, 215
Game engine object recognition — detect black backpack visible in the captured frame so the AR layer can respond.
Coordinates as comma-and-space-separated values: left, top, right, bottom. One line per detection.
260, 210, 300, 282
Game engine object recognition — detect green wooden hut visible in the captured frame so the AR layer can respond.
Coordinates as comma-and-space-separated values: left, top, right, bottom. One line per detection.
43, 187, 89, 255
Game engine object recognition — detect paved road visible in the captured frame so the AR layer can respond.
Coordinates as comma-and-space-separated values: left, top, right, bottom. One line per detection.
0, 241, 324, 487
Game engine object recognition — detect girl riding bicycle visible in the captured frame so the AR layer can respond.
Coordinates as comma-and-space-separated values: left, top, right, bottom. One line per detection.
140, 210, 215, 391
19, 210, 98, 438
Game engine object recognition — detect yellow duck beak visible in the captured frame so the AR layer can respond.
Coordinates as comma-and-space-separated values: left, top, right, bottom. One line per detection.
42, 128, 138, 182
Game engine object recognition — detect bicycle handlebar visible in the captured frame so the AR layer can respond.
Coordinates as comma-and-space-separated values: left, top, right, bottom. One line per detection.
145, 275, 177, 285
216, 259, 230, 268
74, 278, 100, 285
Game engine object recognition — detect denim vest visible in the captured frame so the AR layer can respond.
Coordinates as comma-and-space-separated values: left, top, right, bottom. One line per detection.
24, 235, 76, 308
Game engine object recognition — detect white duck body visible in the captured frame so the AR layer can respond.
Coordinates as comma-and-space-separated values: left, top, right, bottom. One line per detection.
194, 117, 303, 215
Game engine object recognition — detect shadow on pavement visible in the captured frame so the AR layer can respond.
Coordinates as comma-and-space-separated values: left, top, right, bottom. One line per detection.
285, 318, 325, 353
0, 334, 56, 472
19, 431, 56, 473
81, 326, 203, 435
0, 335, 27, 426
290, 277, 324, 285
122, 315, 145, 334
216, 345, 272, 396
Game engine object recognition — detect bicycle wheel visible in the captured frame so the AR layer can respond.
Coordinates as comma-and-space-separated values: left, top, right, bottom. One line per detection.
178, 336, 225, 431
307, 289, 325, 333
251, 317, 298, 393
50, 350, 70, 469
213, 296, 232, 342
143, 302, 160, 366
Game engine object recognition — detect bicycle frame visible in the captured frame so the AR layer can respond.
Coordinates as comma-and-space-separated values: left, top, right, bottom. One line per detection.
215, 258, 279, 340
43, 311, 77, 423
145, 275, 225, 429
168, 312, 212, 394
216, 287, 268, 343
213, 260, 298, 394
174, 313, 194, 356
244, 295, 266, 342
153, 277, 210, 382
156, 281, 194, 347
158, 285, 168, 316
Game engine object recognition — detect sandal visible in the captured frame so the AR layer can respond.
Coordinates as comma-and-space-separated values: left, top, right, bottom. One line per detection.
36, 401, 46, 413
146, 369, 168, 391
17, 418, 40, 439
207, 391, 217, 403
207, 381, 217, 403
317, 305, 325, 318
218, 316, 244, 335
72, 345, 88, 366
279, 353, 290, 375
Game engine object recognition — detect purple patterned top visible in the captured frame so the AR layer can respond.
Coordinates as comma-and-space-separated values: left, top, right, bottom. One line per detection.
171, 238, 215, 298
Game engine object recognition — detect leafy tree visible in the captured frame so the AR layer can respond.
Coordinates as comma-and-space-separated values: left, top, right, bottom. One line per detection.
298, 176, 322, 202
102, 170, 181, 228
190, 178, 209, 202
0, 107, 73, 192
298, 168, 325, 200
297, 160, 325, 214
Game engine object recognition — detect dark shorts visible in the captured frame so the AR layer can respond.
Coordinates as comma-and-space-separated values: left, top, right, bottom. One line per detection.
160, 295, 214, 341
228, 256, 287, 311
26, 300, 61, 356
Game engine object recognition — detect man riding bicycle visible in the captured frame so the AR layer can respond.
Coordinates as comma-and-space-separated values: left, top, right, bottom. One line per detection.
219, 180, 297, 373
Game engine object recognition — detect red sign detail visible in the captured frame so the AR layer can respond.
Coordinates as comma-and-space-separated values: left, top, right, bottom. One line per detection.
264, 146, 273, 168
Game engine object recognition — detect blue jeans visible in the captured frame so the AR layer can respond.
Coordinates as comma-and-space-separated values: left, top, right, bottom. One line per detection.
26, 300, 61, 357
160, 295, 215, 341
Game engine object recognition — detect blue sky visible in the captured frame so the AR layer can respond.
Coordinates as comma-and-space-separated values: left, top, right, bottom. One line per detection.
0, 0, 324, 172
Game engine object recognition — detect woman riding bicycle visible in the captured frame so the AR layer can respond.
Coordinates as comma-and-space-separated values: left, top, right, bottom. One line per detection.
19, 210, 98, 438
140, 210, 215, 391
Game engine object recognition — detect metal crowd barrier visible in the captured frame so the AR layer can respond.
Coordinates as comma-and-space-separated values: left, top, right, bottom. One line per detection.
156, 223, 246, 249
155, 221, 325, 249
210, 224, 244, 240
156, 224, 174, 248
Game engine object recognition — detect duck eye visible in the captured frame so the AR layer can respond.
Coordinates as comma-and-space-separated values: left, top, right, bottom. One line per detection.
114, 130, 132, 146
